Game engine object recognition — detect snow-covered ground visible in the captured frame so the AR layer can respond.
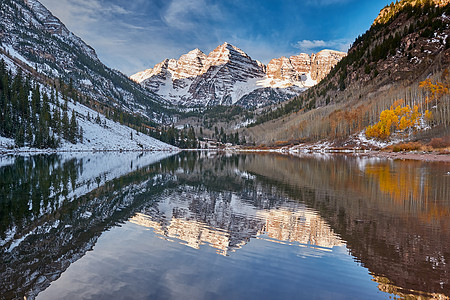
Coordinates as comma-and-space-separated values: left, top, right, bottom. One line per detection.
0, 48, 177, 153
0, 90, 177, 153
58, 98, 177, 151
0, 97, 177, 152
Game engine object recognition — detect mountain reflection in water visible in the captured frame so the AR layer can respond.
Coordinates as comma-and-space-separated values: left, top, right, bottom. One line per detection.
129, 189, 343, 256
0, 152, 449, 300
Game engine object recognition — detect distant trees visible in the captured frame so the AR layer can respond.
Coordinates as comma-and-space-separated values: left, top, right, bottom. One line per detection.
156, 125, 198, 149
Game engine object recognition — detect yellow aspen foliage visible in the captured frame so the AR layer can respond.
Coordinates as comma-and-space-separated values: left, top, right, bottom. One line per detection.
419, 73, 449, 101
411, 105, 420, 123
365, 103, 420, 140
379, 109, 398, 137
398, 116, 410, 131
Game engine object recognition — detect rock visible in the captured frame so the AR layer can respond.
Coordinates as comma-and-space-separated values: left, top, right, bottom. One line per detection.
131, 43, 346, 108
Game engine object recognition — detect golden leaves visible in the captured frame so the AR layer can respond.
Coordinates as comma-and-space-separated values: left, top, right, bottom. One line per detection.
365, 102, 419, 140
419, 74, 449, 102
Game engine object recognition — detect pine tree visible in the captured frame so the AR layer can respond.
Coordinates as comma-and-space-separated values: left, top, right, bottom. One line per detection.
54, 107, 62, 134
25, 122, 33, 145
78, 126, 83, 142
15, 126, 25, 147
69, 110, 78, 143
62, 110, 69, 139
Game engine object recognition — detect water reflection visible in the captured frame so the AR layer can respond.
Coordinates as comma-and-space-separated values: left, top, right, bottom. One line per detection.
130, 189, 343, 256
0, 152, 176, 300
0, 152, 449, 299
241, 154, 450, 298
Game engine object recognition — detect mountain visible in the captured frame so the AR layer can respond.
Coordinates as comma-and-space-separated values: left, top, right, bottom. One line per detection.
266, 50, 346, 84
0, 0, 178, 151
243, 0, 450, 145
0, 55, 177, 152
131, 43, 346, 108
0, 0, 166, 121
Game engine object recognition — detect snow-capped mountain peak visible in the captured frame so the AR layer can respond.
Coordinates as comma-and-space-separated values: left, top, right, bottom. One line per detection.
131, 44, 346, 108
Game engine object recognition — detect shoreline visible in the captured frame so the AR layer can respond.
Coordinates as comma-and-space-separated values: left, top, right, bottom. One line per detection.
355, 150, 450, 162
234, 148, 450, 162
0, 148, 180, 155
1, 147, 449, 163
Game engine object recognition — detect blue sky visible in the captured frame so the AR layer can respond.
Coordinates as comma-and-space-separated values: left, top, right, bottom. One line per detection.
40, 0, 389, 75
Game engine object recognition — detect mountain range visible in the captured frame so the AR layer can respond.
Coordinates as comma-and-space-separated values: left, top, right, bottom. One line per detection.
131, 43, 346, 108
0, 0, 345, 114
0, 0, 448, 150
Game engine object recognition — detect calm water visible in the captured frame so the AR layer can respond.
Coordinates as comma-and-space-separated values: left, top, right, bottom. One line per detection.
0, 152, 449, 300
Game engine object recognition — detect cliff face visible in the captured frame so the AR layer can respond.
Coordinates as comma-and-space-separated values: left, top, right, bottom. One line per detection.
131, 43, 346, 108
266, 50, 347, 84
310, 50, 348, 82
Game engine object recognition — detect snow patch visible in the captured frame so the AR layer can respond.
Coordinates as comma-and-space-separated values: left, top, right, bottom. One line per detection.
1, 44, 34, 67
0, 83, 178, 152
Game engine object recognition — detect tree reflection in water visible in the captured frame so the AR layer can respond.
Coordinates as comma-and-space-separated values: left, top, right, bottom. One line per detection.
0, 152, 448, 299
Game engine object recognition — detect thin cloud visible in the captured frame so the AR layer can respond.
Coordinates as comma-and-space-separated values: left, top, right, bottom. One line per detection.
39, 0, 381, 75
163, 0, 223, 29
40, 0, 164, 74
294, 39, 351, 53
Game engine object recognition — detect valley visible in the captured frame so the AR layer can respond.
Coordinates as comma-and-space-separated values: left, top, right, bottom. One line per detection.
1, 1, 450, 299
0, 0, 449, 154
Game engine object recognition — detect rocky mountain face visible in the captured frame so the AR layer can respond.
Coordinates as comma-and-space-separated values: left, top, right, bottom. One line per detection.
266, 50, 347, 85
131, 43, 346, 108
0, 0, 165, 121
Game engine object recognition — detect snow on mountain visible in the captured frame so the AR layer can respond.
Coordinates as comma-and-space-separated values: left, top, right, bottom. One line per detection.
0, 89, 178, 152
0, 0, 165, 121
0, 59, 177, 152
131, 43, 346, 108
57, 98, 177, 151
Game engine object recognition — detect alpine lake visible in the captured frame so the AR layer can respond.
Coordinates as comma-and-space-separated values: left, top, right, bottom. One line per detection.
1, 151, 449, 300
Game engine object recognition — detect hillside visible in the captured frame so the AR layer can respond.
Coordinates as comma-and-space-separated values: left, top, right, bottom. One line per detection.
0, 0, 169, 122
243, 0, 450, 146
131, 43, 346, 108
0, 53, 177, 152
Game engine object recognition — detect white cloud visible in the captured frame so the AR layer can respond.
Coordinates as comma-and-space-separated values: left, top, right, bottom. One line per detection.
295, 40, 327, 52
163, 0, 223, 29
294, 39, 351, 53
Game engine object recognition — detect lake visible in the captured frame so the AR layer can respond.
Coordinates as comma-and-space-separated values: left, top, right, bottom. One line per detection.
1, 152, 449, 299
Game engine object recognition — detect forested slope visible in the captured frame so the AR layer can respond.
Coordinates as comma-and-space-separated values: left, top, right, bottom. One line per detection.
244, 0, 449, 145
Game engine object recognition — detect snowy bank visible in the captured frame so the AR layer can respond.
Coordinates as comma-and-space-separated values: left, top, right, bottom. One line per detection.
0, 94, 178, 153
